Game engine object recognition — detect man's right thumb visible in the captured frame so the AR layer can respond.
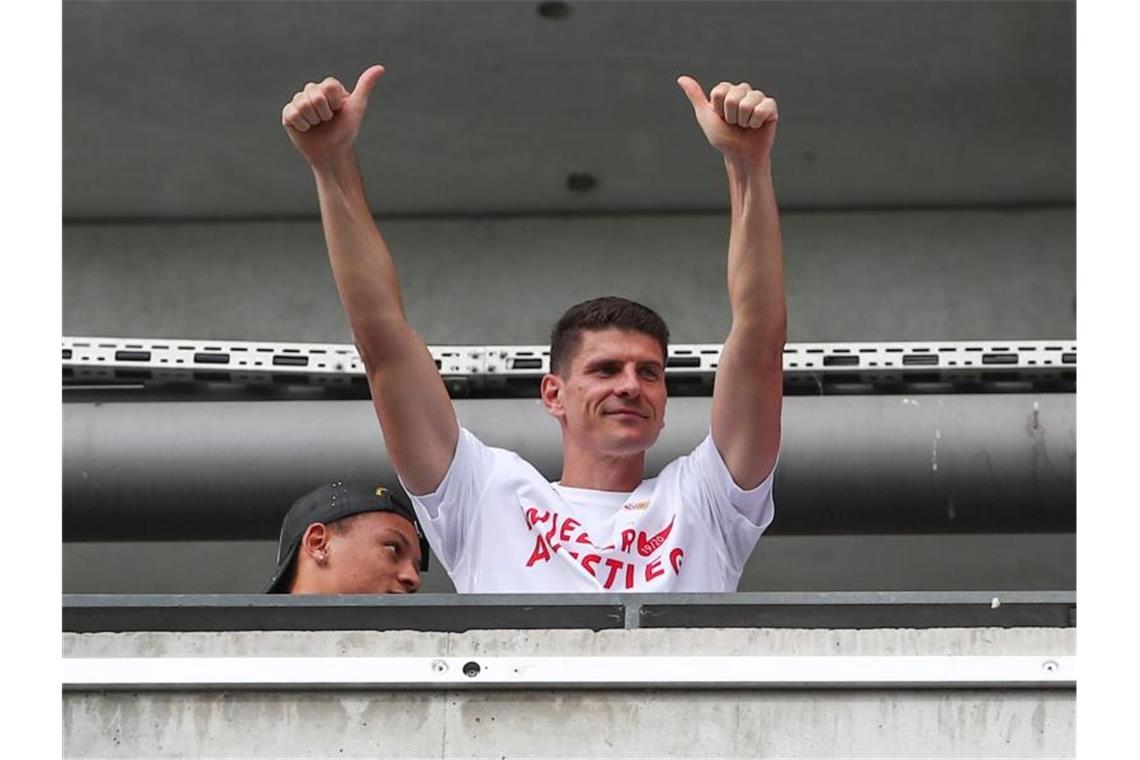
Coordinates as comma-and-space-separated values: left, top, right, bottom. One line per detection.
676, 75, 707, 109
352, 65, 386, 101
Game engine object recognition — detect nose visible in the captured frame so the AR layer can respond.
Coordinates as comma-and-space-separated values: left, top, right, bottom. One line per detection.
614, 365, 641, 398
397, 561, 421, 593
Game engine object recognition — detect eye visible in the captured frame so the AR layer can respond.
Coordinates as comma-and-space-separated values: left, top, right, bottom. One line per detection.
639, 366, 661, 380
383, 543, 400, 555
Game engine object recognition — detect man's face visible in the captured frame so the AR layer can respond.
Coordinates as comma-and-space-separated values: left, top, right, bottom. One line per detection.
323, 511, 422, 593
543, 328, 668, 455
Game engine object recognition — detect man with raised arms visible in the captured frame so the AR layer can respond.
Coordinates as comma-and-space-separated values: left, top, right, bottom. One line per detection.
282, 65, 785, 592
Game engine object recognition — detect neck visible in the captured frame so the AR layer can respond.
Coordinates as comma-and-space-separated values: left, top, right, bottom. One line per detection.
288, 562, 327, 595
559, 436, 646, 492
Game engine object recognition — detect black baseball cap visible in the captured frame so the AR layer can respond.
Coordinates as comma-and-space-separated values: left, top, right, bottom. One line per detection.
264, 480, 429, 593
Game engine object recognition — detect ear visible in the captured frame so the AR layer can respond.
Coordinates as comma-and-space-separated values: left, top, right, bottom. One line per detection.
300, 523, 331, 564
540, 373, 565, 419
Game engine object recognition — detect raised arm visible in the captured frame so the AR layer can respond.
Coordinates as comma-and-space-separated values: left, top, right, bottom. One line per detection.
282, 65, 458, 494
677, 76, 785, 489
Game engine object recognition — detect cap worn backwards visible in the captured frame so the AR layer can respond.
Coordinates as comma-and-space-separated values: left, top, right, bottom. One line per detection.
263, 480, 429, 593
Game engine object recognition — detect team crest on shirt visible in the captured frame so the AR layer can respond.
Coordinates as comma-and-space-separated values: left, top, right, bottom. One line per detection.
622, 499, 650, 511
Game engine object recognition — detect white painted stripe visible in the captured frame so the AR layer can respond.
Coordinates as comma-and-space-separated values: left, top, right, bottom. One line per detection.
64, 655, 1075, 690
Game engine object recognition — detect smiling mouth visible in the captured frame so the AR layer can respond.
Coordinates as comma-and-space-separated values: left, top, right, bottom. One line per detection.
604, 409, 648, 419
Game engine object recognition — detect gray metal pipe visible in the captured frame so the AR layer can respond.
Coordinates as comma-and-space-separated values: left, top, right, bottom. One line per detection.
63, 394, 1074, 541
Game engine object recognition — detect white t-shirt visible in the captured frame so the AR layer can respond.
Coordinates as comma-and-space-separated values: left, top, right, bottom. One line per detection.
405, 428, 776, 592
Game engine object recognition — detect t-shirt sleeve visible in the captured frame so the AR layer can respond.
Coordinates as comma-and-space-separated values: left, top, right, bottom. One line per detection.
399, 427, 498, 577
684, 432, 777, 574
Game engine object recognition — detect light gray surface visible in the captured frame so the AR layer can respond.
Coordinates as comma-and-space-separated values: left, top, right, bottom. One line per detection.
62, 533, 1077, 594
62, 0, 1074, 219
63, 688, 1074, 758
62, 626, 1077, 657
63, 207, 1075, 343
61, 1, 1076, 346
63, 628, 1075, 758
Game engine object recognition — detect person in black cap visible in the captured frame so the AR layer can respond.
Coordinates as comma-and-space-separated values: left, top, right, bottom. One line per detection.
265, 481, 429, 594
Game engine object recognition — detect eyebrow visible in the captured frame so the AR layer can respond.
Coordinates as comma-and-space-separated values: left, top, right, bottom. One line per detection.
378, 529, 410, 549
583, 358, 663, 370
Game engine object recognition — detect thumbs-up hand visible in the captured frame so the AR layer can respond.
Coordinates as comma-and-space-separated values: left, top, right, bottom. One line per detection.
677, 76, 778, 166
282, 65, 386, 167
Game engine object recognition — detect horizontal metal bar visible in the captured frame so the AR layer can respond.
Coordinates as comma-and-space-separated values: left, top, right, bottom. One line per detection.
62, 336, 1076, 397
63, 594, 625, 633
637, 593, 1078, 629
63, 590, 1078, 608
63, 655, 1075, 691
639, 602, 1074, 629
63, 394, 1076, 540
62, 592, 1076, 633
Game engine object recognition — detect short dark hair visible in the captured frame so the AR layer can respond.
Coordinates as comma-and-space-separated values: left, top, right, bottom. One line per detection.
281, 514, 364, 591
325, 512, 368, 536
549, 296, 669, 376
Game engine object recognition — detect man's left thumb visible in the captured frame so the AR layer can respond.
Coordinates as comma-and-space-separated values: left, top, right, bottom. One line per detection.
352, 64, 386, 103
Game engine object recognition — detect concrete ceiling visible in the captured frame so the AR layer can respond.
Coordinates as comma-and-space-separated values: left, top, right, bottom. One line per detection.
63, 0, 1075, 220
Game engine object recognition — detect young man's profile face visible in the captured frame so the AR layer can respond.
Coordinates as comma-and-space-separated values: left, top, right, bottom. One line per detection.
545, 328, 668, 455
322, 511, 423, 594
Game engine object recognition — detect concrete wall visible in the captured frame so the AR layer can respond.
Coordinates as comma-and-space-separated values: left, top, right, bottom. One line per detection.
62, 1, 1075, 218
64, 627, 1075, 758
63, 207, 1075, 344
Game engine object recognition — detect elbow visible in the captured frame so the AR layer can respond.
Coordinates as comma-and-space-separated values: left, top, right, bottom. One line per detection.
769, 315, 788, 348
351, 319, 417, 370
729, 296, 786, 341
732, 316, 786, 358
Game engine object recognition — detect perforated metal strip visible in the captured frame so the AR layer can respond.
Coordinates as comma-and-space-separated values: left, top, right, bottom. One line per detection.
62, 336, 1076, 391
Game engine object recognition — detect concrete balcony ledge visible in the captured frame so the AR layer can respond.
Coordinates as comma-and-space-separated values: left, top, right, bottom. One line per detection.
63, 591, 1077, 633
63, 625, 1076, 758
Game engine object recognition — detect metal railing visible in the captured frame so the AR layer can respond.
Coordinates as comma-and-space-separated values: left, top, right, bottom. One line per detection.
64, 591, 1076, 633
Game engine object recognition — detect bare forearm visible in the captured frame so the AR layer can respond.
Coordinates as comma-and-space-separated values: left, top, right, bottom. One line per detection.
724, 158, 787, 354
312, 152, 457, 490
712, 159, 786, 486
282, 66, 458, 493
677, 75, 785, 486
311, 152, 409, 363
